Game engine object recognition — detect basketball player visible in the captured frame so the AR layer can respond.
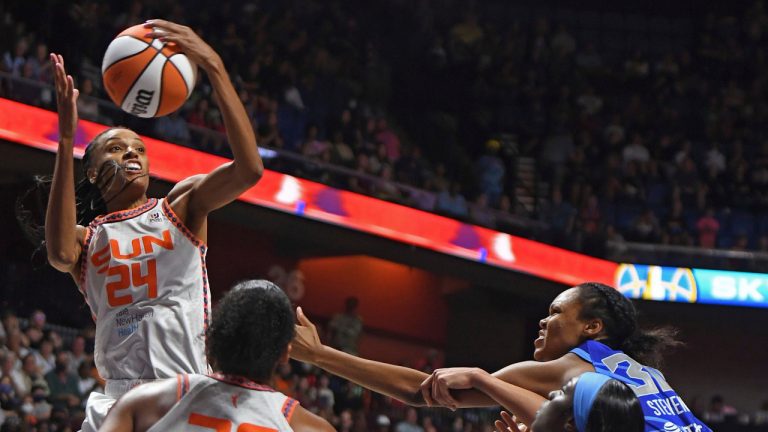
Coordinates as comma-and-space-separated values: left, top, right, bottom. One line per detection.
98, 280, 333, 432
45, 20, 263, 431
491, 373, 644, 432
292, 282, 710, 431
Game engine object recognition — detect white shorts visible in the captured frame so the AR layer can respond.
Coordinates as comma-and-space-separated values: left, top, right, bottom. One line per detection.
80, 379, 157, 432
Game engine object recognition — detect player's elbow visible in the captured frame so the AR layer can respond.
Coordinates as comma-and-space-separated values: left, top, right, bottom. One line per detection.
47, 250, 79, 273
235, 160, 264, 186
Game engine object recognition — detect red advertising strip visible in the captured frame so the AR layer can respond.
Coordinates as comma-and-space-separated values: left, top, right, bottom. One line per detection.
0, 97, 618, 286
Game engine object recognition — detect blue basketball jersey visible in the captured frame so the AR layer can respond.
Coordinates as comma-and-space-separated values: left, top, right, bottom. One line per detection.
570, 340, 710, 432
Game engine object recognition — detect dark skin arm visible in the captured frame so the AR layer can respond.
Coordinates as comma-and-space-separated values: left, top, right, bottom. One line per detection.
291, 307, 593, 408
45, 53, 87, 282
145, 20, 264, 243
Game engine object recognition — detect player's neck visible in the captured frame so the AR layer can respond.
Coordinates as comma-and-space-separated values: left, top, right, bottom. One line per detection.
106, 195, 149, 213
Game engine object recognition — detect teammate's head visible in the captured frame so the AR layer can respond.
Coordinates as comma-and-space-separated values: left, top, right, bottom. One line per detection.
531, 372, 644, 432
534, 283, 680, 367
206, 280, 294, 382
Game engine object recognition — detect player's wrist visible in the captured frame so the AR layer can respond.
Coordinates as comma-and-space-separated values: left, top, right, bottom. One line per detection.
469, 368, 490, 389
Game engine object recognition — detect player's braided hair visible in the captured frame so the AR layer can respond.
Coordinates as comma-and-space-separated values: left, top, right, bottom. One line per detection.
15, 127, 144, 263
577, 282, 682, 368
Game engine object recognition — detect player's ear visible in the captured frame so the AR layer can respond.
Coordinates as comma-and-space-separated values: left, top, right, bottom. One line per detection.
583, 318, 603, 337
279, 343, 292, 364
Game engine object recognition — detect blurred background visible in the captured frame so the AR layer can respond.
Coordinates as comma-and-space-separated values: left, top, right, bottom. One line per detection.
1, 0, 767, 430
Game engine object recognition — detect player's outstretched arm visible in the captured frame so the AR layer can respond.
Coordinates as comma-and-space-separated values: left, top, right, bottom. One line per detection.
145, 20, 263, 228
467, 370, 546, 426
291, 307, 497, 408
45, 53, 87, 276
420, 355, 592, 411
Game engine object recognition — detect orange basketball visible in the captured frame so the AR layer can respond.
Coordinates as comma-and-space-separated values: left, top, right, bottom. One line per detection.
101, 24, 196, 118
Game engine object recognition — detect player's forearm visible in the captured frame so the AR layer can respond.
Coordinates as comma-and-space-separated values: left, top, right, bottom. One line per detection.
45, 139, 79, 270
471, 372, 546, 426
205, 59, 263, 184
312, 345, 429, 406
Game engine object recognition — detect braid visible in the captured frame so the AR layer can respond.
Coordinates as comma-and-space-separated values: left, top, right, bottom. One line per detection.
14, 127, 127, 264
578, 282, 637, 346
577, 282, 682, 368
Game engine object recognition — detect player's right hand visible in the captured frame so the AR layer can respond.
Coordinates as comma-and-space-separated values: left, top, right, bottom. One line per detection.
291, 307, 323, 364
50, 53, 79, 143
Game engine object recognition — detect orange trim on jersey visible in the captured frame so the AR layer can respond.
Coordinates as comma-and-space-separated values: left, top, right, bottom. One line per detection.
176, 374, 182, 401
78, 225, 96, 322
160, 198, 207, 248
208, 373, 275, 392
281, 398, 298, 421
200, 247, 210, 333
90, 198, 159, 227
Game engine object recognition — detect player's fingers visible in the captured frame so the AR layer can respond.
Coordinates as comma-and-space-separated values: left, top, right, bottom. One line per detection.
431, 373, 458, 409
296, 307, 314, 329
419, 375, 435, 407
145, 19, 184, 33
500, 411, 515, 425
66, 75, 75, 97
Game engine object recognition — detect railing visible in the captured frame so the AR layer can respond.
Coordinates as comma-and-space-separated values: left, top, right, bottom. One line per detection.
608, 240, 768, 272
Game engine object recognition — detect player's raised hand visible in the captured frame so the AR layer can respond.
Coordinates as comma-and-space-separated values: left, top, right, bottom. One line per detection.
144, 19, 220, 71
50, 53, 79, 142
291, 307, 324, 364
494, 411, 527, 432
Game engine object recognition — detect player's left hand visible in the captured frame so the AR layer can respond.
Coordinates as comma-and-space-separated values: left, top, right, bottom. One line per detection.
291, 307, 324, 364
494, 411, 528, 432
144, 19, 221, 71
420, 367, 488, 410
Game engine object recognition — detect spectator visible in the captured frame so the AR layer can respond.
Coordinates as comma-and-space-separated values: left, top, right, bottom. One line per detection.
316, 374, 335, 413
697, 208, 720, 248
622, 133, 651, 165
2, 39, 28, 77
474, 140, 505, 206
703, 395, 738, 424
396, 407, 424, 432
44, 353, 79, 408
76, 361, 97, 400
76, 78, 100, 122
375, 414, 392, 432
375, 118, 401, 163
154, 111, 191, 144
327, 297, 363, 355
436, 181, 469, 218
32, 339, 54, 376
630, 209, 661, 243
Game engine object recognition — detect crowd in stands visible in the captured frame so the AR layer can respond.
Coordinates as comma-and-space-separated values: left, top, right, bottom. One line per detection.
6, 0, 768, 262
0, 305, 766, 431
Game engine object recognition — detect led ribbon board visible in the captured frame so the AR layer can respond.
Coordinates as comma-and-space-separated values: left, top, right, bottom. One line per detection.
6, 97, 765, 310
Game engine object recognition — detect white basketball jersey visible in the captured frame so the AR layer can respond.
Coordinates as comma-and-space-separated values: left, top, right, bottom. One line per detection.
80, 198, 210, 380
147, 373, 298, 432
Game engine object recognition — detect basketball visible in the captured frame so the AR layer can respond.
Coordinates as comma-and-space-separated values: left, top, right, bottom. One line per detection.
101, 24, 196, 118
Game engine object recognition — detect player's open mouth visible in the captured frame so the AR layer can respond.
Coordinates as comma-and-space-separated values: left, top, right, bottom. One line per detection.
124, 161, 142, 173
